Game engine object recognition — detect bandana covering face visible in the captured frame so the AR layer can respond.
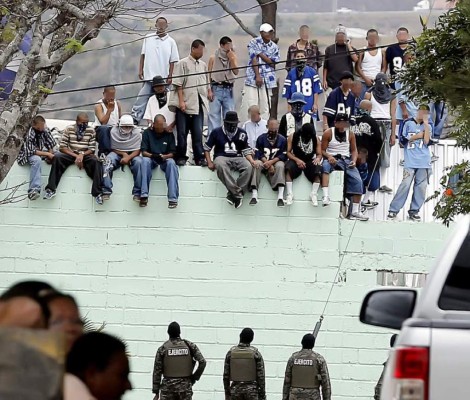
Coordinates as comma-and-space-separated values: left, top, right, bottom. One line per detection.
267, 130, 278, 143
371, 73, 392, 104
291, 103, 304, 117
223, 123, 238, 141
155, 92, 167, 108
358, 108, 371, 116
76, 123, 88, 141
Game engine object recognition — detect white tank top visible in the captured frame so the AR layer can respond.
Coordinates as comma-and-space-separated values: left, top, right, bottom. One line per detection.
94, 99, 120, 126
361, 48, 382, 80
370, 93, 391, 119
327, 128, 350, 158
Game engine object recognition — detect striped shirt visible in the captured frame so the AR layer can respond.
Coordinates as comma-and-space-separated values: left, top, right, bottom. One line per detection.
60, 125, 96, 153
17, 127, 56, 166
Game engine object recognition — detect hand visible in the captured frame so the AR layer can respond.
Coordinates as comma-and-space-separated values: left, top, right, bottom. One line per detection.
75, 155, 84, 169
348, 160, 356, 169
152, 154, 164, 164
208, 89, 214, 102
364, 77, 373, 87
255, 75, 263, 87
179, 100, 186, 113
139, 72, 144, 80
166, 77, 172, 85
263, 160, 272, 169
322, 80, 328, 91
296, 160, 306, 169
252, 161, 260, 169
208, 161, 216, 171
120, 156, 130, 165
47, 152, 55, 160
268, 165, 275, 175
107, 100, 115, 111
390, 135, 396, 147
313, 156, 322, 166
312, 104, 318, 114
328, 156, 337, 166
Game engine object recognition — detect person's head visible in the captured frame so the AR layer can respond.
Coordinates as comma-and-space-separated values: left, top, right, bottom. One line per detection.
417, 104, 430, 123
190, 39, 205, 60
43, 292, 83, 352
396, 27, 409, 44
390, 334, 398, 348
239, 327, 254, 344
259, 23, 274, 43
335, 24, 348, 45
357, 147, 368, 165
118, 115, 135, 135
32, 115, 46, 132
299, 122, 315, 141
359, 99, 372, 114
219, 36, 233, 52
67, 332, 132, 400
152, 75, 167, 95
351, 80, 363, 98
334, 113, 350, 132
76, 113, 89, 129
155, 17, 168, 37
374, 72, 389, 88
248, 105, 261, 122
339, 71, 354, 90
299, 25, 310, 41
288, 92, 307, 117
167, 321, 181, 339
0, 280, 54, 329
224, 111, 239, 135
267, 118, 279, 140
301, 333, 315, 350
294, 50, 307, 73
103, 86, 116, 102
153, 114, 167, 133
366, 29, 379, 47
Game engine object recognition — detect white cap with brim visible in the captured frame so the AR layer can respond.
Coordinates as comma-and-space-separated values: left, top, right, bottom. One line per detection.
259, 23, 274, 33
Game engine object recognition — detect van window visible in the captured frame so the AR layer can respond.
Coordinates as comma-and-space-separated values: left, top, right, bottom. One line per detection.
438, 229, 470, 311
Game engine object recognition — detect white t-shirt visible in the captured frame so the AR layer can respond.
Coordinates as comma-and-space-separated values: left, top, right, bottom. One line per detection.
64, 373, 97, 400
242, 119, 268, 149
141, 34, 180, 80
143, 94, 176, 126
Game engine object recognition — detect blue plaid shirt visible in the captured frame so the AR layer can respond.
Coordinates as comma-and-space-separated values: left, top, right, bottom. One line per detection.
245, 37, 280, 89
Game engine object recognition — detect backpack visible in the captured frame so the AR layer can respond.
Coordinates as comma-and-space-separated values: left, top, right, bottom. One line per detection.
398, 118, 414, 147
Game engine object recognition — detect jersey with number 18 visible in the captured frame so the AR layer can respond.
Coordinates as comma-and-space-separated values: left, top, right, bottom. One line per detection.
282, 66, 323, 113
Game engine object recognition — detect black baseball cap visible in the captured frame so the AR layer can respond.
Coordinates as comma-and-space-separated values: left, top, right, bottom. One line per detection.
339, 71, 354, 81
335, 113, 350, 122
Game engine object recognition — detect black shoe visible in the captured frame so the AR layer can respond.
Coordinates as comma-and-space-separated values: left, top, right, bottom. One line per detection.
234, 197, 243, 209
176, 158, 186, 166
226, 192, 235, 205
277, 198, 285, 207
408, 213, 421, 222
198, 159, 208, 167
249, 197, 258, 206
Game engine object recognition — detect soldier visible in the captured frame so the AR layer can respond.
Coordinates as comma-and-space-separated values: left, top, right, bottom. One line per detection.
374, 334, 397, 400
152, 322, 206, 400
282, 333, 331, 400
223, 328, 266, 400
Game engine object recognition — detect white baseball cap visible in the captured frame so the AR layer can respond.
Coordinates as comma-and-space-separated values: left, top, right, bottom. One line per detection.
259, 23, 274, 33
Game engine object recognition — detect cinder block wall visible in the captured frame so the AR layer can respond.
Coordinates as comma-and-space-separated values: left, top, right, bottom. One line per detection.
0, 163, 451, 400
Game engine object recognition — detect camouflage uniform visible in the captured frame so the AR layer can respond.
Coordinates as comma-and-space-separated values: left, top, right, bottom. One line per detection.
282, 349, 331, 400
223, 343, 266, 400
152, 338, 206, 400
374, 361, 387, 400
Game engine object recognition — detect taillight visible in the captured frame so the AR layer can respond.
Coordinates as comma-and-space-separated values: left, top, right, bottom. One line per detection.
393, 347, 429, 400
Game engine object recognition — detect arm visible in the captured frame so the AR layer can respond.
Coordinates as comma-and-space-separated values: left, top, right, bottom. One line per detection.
95, 102, 115, 125
321, 130, 336, 165
287, 135, 306, 169
189, 342, 206, 382
227, 49, 239, 75
117, 101, 122, 119
113, 149, 140, 164
381, 50, 387, 73
255, 351, 266, 400
152, 348, 163, 395
349, 131, 358, 164
314, 136, 322, 165
282, 357, 293, 400
168, 62, 176, 85
279, 115, 287, 137
138, 54, 145, 80
223, 351, 231, 398
348, 43, 359, 62
400, 102, 409, 120
59, 129, 77, 159
208, 55, 215, 82
177, 86, 186, 112
319, 356, 332, 400
162, 134, 176, 160
313, 92, 319, 113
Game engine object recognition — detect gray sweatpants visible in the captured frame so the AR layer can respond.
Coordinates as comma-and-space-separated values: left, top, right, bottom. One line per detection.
250, 160, 286, 190
214, 156, 252, 198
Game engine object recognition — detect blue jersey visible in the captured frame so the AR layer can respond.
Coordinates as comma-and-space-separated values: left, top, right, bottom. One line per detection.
255, 134, 287, 162
323, 87, 356, 127
204, 127, 251, 159
282, 66, 322, 113
402, 119, 432, 169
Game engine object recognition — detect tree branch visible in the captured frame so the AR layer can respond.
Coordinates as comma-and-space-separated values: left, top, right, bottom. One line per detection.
212, 0, 256, 38
41, 0, 92, 20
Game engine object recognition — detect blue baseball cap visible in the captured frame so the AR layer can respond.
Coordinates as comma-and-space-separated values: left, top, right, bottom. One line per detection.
288, 92, 307, 105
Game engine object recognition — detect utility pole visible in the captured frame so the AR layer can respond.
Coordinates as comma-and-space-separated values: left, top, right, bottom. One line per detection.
332, 0, 338, 13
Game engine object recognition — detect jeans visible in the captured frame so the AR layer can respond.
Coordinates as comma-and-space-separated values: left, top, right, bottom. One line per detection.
175, 105, 204, 163
389, 168, 431, 215
28, 155, 42, 193
131, 81, 153, 123
95, 125, 112, 156
208, 85, 235, 134
322, 158, 364, 195
429, 101, 448, 139
136, 156, 179, 201
102, 152, 142, 195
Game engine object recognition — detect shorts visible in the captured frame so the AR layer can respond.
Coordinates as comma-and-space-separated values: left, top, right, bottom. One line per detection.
285, 159, 321, 183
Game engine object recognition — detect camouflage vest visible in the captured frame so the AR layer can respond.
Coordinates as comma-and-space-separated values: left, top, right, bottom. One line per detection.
163, 340, 193, 378
291, 352, 320, 389
230, 346, 257, 382
286, 113, 311, 137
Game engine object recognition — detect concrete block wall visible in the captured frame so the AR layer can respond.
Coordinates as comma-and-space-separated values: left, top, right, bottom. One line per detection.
0, 163, 453, 400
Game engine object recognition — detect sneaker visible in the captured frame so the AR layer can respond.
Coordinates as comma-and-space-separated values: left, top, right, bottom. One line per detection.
176, 159, 186, 166
226, 192, 235, 205
234, 197, 243, 209
28, 191, 40, 201
349, 211, 369, 221
168, 201, 178, 209
310, 192, 319, 207
322, 196, 331, 206
431, 154, 439, 163
362, 200, 379, 209
399, 159, 405, 167
277, 198, 285, 207
43, 189, 56, 200
379, 185, 393, 193
286, 193, 294, 206
95, 195, 104, 205
408, 213, 421, 222
249, 197, 258, 206
133, 195, 140, 202
139, 197, 148, 207
387, 211, 397, 220
102, 193, 111, 201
